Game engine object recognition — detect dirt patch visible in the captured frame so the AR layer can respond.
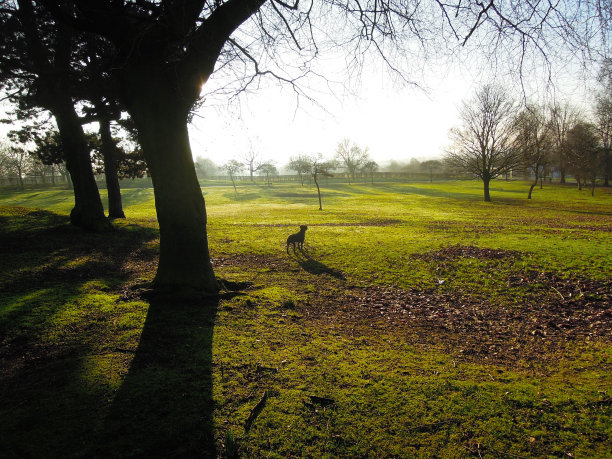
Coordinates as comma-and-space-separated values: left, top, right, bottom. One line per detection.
211, 249, 610, 366
303, 277, 611, 365
412, 244, 523, 261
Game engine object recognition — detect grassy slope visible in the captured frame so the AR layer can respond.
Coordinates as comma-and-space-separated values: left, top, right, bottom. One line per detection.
0, 180, 610, 458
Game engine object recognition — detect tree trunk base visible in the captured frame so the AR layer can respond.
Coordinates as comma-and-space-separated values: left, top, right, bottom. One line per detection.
108, 211, 126, 219
70, 208, 113, 232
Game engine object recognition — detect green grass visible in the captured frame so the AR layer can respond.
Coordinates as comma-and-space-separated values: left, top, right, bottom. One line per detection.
0, 179, 610, 457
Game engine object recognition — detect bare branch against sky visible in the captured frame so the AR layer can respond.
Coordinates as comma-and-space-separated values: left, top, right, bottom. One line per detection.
194, 0, 610, 163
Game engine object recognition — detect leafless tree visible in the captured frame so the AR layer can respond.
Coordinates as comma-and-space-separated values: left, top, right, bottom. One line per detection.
548, 103, 581, 184
288, 155, 311, 185
420, 159, 443, 183
566, 122, 601, 196
243, 150, 262, 181
307, 154, 336, 210
361, 160, 379, 184
222, 159, 244, 194
336, 139, 369, 183
594, 59, 612, 186
514, 106, 553, 199
446, 85, 521, 202
258, 161, 278, 185
0, 140, 32, 190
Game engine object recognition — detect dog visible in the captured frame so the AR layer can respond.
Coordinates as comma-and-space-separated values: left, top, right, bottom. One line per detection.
286, 225, 308, 253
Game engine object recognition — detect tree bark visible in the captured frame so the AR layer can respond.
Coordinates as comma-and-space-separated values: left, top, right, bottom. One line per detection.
99, 117, 126, 219
483, 177, 491, 202
314, 174, 323, 210
51, 98, 110, 231
130, 91, 217, 294
528, 172, 538, 199
65, 168, 73, 189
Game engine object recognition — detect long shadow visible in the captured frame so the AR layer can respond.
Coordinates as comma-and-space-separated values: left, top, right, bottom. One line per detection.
374, 183, 481, 200
223, 191, 262, 202
119, 188, 156, 207
294, 248, 346, 280
0, 209, 163, 457
0, 208, 70, 234
95, 294, 220, 457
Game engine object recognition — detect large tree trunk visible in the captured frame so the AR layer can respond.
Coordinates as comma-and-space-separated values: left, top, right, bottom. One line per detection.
483, 177, 491, 202
51, 98, 110, 231
604, 150, 610, 187
130, 96, 217, 294
99, 117, 126, 219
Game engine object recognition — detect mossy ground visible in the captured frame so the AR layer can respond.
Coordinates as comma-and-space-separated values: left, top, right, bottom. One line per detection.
0, 179, 610, 457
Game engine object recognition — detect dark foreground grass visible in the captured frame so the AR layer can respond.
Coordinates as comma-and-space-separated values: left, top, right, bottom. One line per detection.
0, 180, 610, 458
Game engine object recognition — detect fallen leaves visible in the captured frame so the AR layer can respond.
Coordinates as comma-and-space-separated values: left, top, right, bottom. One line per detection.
306, 275, 610, 365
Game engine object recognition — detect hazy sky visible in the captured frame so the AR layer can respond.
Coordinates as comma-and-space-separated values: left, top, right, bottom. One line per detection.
188, 60, 593, 169
189, 66, 478, 167
0, 49, 593, 169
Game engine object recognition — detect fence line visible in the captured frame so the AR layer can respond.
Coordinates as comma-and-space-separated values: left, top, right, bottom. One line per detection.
1, 171, 572, 189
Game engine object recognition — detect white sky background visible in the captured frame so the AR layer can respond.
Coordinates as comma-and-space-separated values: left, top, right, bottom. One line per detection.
189, 66, 478, 167
188, 54, 594, 170
186, 0, 608, 171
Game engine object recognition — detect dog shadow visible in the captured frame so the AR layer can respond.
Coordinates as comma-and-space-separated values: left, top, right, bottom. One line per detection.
293, 247, 346, 280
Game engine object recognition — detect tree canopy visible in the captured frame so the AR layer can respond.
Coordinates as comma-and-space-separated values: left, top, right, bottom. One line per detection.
446, 85, 520, 202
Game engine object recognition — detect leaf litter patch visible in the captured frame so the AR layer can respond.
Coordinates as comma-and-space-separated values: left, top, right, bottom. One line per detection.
306, 279, 610, 365
207, 249, 610, 365
411, 244, 523, 261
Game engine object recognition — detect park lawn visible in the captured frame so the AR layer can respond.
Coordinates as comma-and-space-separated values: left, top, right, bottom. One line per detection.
0, 179, 610, 457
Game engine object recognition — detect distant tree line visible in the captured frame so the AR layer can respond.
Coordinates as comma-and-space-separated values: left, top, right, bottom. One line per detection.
445, 66, 612, 201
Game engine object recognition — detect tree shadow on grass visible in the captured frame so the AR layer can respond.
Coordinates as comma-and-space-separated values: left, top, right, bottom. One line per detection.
0, 210, 164, 458
223, 191, 262, 202
374, 183, 481, 200
118, 188, 156, 207
293, 248, 346, 280
95, 294, 220, 457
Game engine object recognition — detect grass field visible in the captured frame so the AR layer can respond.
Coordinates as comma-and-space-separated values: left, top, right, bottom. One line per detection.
0, 179, 610, 457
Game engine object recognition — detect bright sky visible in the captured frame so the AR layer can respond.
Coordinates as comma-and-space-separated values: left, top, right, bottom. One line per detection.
189, 66, 479, 168
188, 59, 593, 169
0, 46, 593, 169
